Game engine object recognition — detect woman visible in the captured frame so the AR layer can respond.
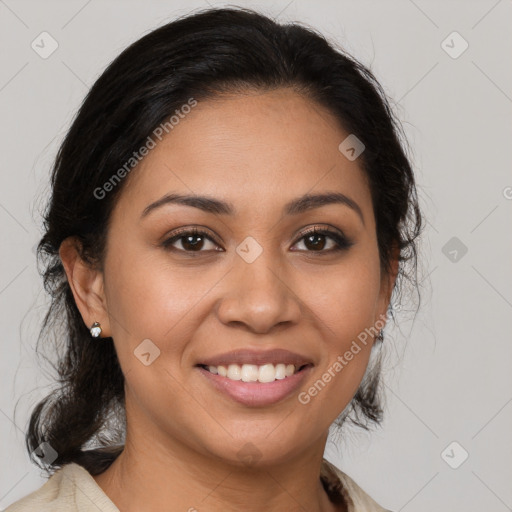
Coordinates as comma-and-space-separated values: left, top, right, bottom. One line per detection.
7, 6, 422, 511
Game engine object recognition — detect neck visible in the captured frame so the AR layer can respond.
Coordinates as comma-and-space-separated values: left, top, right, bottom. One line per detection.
92, 421, 344, 512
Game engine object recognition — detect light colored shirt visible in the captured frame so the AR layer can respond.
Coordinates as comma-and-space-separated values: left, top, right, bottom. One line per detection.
6, 458, 392, 511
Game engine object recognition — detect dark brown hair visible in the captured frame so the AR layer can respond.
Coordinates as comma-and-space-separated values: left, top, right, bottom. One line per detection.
25, 6, 423, 476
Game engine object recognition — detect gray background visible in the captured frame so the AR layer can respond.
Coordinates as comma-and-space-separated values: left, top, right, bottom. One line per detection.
1, 0, 511, 510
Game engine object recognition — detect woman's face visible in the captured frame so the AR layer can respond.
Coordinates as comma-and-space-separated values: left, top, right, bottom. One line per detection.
85, 88, 395, 466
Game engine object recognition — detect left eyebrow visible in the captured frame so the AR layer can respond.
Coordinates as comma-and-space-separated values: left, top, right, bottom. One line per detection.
140, 191, 364, 225
284, 192, 364, 225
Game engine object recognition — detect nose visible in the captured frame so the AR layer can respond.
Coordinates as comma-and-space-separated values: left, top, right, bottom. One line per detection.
215, 248, 302, 334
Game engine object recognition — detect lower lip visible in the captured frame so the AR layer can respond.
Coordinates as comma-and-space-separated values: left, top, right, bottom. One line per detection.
196, 365, 313, 407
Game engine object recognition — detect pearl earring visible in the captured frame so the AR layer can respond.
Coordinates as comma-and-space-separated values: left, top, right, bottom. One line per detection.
90, 321, 102, 338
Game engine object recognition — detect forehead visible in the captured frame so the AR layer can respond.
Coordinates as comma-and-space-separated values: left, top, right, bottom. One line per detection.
113, 88, 373, 223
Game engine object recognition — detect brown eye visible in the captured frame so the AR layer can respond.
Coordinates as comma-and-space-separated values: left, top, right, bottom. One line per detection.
292, 227, 353, 253
161, 226, 353, 256
162, 228, 221, 253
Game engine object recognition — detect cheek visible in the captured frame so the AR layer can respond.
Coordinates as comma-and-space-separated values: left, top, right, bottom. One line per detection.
334, 271, 380, 340
102, 253, 200, 417
103, 243, 206, 367
298, 254, 381, 339
295, 257, 380, 409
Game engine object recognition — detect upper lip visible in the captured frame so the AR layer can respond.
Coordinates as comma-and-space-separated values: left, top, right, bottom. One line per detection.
197, 348, 314, 368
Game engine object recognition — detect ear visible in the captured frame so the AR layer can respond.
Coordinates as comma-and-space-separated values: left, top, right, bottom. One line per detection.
376, 244, 400, 327
59, 237, 111, 338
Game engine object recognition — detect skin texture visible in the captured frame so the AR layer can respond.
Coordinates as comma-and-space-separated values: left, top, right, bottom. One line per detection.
59, 88, 398, 512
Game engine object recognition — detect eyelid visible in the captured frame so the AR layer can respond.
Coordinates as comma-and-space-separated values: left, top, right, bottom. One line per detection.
162, 226, 222, 245
295, 224, 347, 240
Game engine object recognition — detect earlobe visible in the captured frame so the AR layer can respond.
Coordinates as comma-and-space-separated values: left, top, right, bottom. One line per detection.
58, 237, 111, 337
387, 250, 400, 302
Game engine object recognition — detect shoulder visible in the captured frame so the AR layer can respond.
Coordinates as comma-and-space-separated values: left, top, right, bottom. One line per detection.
321, 458, 394, 512
4, 463, 119, 512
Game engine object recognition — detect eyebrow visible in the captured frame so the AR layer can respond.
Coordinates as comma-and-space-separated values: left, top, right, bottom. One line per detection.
140, 191, 364, 225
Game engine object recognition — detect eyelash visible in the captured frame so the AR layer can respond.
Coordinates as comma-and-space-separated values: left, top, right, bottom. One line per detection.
161, 226, 353, 255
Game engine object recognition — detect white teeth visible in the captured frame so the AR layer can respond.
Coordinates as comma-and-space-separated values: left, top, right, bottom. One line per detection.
204, 362, 304, 383
227, 364, 242, 380
285, 364, 295, 377
259, 364, 277, 383
241, 364, 258, 382
274, 364, 286, 380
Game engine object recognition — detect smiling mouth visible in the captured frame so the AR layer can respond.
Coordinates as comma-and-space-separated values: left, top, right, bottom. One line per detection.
196, 363, 312, 383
